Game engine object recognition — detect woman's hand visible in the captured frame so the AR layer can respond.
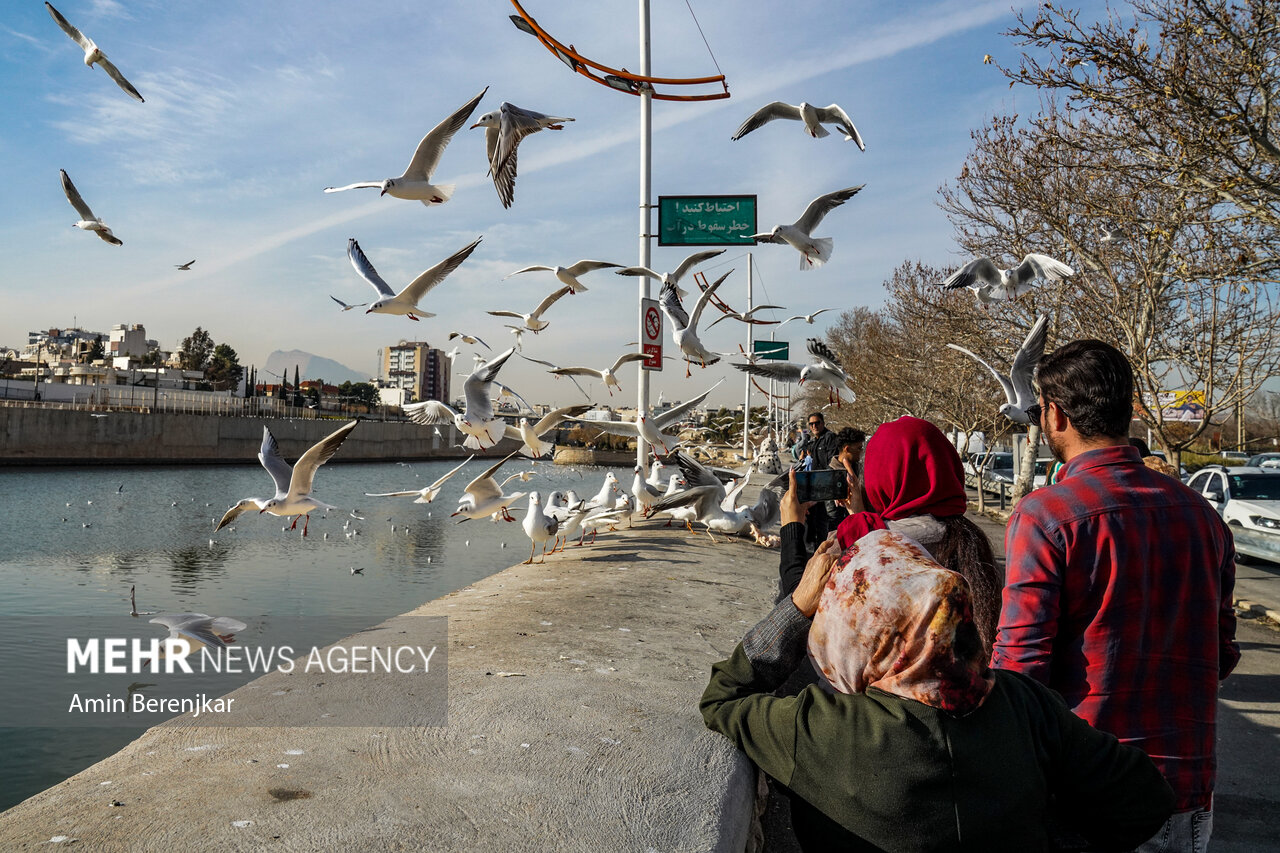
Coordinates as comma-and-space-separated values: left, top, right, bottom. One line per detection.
791, 538, 839, 618
780, 468, 814, 526
834, 458, 864, 515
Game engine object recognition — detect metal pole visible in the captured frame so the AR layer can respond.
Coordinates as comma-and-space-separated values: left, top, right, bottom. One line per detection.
635, 0, 652, 470
743, 253, 753, 459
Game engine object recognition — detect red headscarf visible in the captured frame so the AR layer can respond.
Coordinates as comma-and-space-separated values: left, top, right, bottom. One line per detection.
835, 416, 968, 549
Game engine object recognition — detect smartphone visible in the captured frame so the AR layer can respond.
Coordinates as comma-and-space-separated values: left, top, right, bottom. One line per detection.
793, 468, 849, 503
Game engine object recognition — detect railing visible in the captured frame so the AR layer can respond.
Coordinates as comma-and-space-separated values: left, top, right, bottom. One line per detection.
964, 472, 1014, 511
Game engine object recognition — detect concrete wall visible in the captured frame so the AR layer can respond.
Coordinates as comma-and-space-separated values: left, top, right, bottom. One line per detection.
0, 408, 517, 465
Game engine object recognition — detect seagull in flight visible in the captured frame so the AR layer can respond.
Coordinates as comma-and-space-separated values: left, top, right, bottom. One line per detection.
616, 249, 725, 300
545, 352, 649, 397
365, 456, 473, 504
1098, 226, 1127, 245
447, 331, 491, 350
148, 613, 247, 652
175, 260, 196, 271
347, 236, 481, 320
731, 101, 864, 149
777, 308, 836, 327
214, 420, 358, 536
487, 284, 574, 333
324, 87, 487, 205
733, 338, 857, 407
660, 270, 730, 377
46, 2, 144, 102
502, 404, 592, 458
451, 453, 527, 522
705, 302, 786, 330
940, 254, 1074, 306
503, 259, 621, 294
752, 186, 863, 270
471, 102, 574, 208
947, 314, 1049, 425
330, 295, 367, 312
59, 170, 121, 245
404, 348, 516, 449
590, 381, 722, 456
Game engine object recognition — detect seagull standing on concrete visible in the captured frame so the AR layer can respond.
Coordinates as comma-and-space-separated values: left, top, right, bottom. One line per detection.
504, 259, 621, 294
215, 420, 358, 536
615, 249, 725, 300
324, 87, 487, 205
946, 314, 1049, 424
46, 2, 144, 102
648, 451, 780, 544
521, 492, 559, 563
59, 170, 122, 245
365, 456, 474, 504
472, 102, 574, 208
752, 186, 863, 270
940, 254, 1074, 306
347, 236, 481, 320
405, 348, 517, 449
731, 101, 864, 148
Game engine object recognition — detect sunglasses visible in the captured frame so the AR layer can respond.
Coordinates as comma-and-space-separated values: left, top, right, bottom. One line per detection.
1026, 402, 1068, 423
808, 421, 822, 427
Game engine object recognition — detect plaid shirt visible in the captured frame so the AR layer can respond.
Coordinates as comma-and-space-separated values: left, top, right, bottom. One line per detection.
991, 445, 1240, 811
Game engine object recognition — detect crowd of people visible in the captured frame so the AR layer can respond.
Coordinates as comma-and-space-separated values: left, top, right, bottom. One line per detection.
701, 338, 1240, 852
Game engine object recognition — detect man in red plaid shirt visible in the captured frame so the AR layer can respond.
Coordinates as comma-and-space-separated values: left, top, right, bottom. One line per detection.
991, 339, 1240, 852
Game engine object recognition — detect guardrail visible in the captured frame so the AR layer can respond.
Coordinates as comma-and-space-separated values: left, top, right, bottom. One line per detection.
964, 472, 1015, 511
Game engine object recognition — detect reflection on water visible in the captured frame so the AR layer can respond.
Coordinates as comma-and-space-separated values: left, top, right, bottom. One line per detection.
0, 457, 611, 811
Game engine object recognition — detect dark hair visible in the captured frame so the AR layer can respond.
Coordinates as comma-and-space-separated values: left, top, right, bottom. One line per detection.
808, 412, 825, 424
1035, 339, 1133, 439
1128, 437, 1151, 457
834, 427, 866, 454
932, 515, 1001, 659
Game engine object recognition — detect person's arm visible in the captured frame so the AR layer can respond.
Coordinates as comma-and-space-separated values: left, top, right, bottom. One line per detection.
1217, 522, 1242, 680
778, 470, 814, 598
988, 509, 1063, 683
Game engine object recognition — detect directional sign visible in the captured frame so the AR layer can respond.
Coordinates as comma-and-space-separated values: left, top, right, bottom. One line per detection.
658, 195, 757, 246
753, 340, 789, 361
640, 298, 663, 370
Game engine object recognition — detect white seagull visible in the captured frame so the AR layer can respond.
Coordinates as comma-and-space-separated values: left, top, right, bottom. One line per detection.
590, 382, 722, 455
521, 492, 559, 564
731, 101, 864, 149
447, 331, 491, 350
705, 302, 786, 330
501, 404, 592, 458
546, 352, 649, 397
330, 295, 367, 312
778, 308, 836, 327
946, 314, 1050, 425
175, 260, 195, 271
659, 270, 730, 376
451, 453, 526, 522
941, 254, 1074, 305
615, 249, 725, 299
732, 338, 857, 407
503, 259, 621, 294
471, 101, 575, 208
324, 87, 487, 205
364, 456, 473, 504
648, 451, 780, 544
487, 284, 574, 333
46, 2, 143, 102
214, 420, 357, 536
347, 236, 481, 320
404, 348, 516, 449
752, 185, 863, 270
59, 170, 122, 246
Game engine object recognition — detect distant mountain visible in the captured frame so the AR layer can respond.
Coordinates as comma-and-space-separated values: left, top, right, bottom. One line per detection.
262, 350, 370, 385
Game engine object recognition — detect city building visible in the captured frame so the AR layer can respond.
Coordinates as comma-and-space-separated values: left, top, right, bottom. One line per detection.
381, 340, 450, 403
108, 324, 155, 360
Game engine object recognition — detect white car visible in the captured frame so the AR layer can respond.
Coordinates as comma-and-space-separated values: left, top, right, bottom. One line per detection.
966, 451, 1015, 484
1186, 466, 1280, 562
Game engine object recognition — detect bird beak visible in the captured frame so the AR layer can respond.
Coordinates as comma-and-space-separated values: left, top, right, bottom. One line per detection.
379, 188, 388, 197
469, 122, 482, 129
258, 508, 267, 514
365, 308, 373, 314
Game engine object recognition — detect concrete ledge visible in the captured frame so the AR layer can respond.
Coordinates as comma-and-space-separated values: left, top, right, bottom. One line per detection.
0, 523, 772, 851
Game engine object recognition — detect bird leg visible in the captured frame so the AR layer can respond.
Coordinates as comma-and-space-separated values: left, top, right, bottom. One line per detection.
685, 360, 692, 379
408, 315, 420, 322
302, 514, 311, 536
289, 516, 300, 530
525, 542, 535, 565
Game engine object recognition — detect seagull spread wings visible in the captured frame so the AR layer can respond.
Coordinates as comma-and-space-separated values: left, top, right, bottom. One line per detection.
943, 254, 1074, 291
549, 352, 648, 380
733, 361, 805, 382
795, 187, 863, 236
60, 169, 122, 245
149, 614, 247, 649
462, 347, 517, 424
261, 420, 358, 502
946, 314, 1049, 423
731, 101, 863, 148
462, 452, 521, 506
46, 2, 144, 102
399, 87, 487, 187
807, 338, 844, 370
347, 239, 397, 298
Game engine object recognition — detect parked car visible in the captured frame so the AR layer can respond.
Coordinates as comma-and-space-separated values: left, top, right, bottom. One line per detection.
1221, 450, 1250, 462
1246, 452, 1280, 468
1185, 466, 1280, 562
966, 451, 1015, 484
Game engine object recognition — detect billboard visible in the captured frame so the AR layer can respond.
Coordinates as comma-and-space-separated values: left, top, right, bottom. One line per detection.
658, 195, 756, 246
1157, 390, 1206, 423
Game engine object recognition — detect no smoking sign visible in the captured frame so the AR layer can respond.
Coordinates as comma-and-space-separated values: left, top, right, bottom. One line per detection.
640, 298, 663, 371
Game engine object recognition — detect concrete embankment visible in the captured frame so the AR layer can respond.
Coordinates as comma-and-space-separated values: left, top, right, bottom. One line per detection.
0, 520, 772, 851
0, 408, 514, 465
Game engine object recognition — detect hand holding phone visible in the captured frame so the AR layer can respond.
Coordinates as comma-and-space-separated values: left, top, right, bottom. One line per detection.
793, 468, 849, 503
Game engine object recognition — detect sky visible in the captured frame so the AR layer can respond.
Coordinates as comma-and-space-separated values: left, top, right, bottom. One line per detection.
0, 0, 1109, 409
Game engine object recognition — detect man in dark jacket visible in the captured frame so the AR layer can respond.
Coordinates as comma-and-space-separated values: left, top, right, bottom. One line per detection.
794, 412, 840, 545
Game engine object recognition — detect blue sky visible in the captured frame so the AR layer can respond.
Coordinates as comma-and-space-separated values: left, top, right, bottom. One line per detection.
0, 0, 1103, 407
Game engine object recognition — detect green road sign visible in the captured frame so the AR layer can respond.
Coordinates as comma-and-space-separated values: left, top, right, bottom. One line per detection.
658, 195, 757, 246
753, 340, 788, 360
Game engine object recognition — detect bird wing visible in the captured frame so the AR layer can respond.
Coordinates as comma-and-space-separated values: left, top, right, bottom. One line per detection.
815, 104, 863, 149
490, 134, 518, 208
549, 366, 601, 379
730, 102, 801, 140
689, 269, 730, 330
806, 338, 844, 370
672, 450, 725, 493
364, 490, 425, 498
493, 102, 552, 175
743, 304, 786, 318
330, 295, 363, 310
671, 249, 725, 283
659, 282, 689, 331
614, 266, 661, 281
750, 232, 785, 244
487, 310, 524, 319
215, 498, 263, 531
403, 86, 487, 180
257, 427, 294, 498
463, 452, 519, 503
324, 181, 384, 193
946, 343, 1016, 405
463, 347, 516, 421
59, 170, 96, 221
288, 420, 357, 498
747, 488, 781, 529
399, 237, 482, 305
941, 257, 1000, 290
97, 55, 143, 102
732, 361, 804, 382
404, 399, 458, 425
427, 455, 474, 490
151, 614, 237, 649
653, 380, 722, 431
528, 284, 573, 321
1016, 253, 1075, 286
794, 185, 863, 234
1010, 315, 1049, 410
649, 484, 719, 517
588, 420, 641, 438
607, 352, 648, 374
494, 380, 533, 413
565, 259, 620, 275
504, 264, 553, 278
46, 3, 92, 51
347, 239, 397, 297
530, 404, 591, 435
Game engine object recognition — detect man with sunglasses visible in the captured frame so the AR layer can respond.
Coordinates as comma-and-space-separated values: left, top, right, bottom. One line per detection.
793, 412, 841, 546
992, 340, 1239, 853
